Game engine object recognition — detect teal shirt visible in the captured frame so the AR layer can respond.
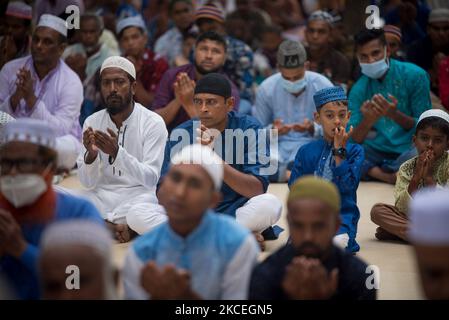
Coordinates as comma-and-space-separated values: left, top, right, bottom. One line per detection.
348, 59, 431, 154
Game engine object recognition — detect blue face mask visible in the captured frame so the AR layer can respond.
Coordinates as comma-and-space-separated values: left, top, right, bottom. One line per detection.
282, 76, 308, 94
359, 48, 390, 79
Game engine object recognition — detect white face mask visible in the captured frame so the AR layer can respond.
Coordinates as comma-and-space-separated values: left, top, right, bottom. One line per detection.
359, 47, 390, 79
0, 173, 48, 208
282, 76, 308, 94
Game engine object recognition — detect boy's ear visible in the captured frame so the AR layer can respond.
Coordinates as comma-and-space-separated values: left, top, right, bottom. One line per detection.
313, 111, 321, 125
412, 134, 416, 145
347, 110, 351, 120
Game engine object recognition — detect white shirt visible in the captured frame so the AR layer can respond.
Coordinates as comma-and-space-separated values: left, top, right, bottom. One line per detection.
77, 102, 168, 201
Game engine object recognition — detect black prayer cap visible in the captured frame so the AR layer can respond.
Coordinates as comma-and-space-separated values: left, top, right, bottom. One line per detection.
194, 73, 232, 99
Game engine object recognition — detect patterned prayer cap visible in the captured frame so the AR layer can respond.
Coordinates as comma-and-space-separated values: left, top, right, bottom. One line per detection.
277, 40, 307, 69
313, 86, 347, 109
384, 25, 402, 42
308, 10, 334, 26
6, 1, 32, 20
3, 118, 56, 149
195, 5, 225, 24
429, 8, 449, 24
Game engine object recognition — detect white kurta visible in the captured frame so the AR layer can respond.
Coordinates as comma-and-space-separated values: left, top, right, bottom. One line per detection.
76, 102, 168, 234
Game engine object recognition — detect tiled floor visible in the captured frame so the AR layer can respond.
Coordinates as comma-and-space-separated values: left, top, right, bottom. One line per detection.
59, 176, 423, 300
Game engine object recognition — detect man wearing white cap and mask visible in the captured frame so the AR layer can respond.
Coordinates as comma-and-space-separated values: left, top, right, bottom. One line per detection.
123, 144, 259, 299
0, 13, 83, 171
0, 118, 103, 300
409, 188, 449, 300
39, 220, 118, 300
75, 56, 168, 243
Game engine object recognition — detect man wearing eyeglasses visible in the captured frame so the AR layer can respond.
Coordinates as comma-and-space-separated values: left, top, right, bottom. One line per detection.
159, 73, 282, 250
0, 118, 103, 300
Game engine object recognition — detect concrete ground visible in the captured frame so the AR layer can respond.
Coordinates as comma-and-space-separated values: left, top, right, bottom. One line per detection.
59, 176, 423, 300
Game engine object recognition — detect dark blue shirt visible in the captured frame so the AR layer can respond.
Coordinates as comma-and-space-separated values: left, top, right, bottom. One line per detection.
160, 111, 270, 217
288, 139, 364, 253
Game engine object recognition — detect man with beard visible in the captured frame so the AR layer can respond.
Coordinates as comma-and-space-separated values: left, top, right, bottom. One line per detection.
75, 56, 168, 243
249, 176, 376, 300
0, 14, 83, 171
0, 119, 103, 300
152, 31, 240, 132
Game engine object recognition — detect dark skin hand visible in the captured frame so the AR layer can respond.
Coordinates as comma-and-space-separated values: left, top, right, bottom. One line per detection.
0, 209, 27, 258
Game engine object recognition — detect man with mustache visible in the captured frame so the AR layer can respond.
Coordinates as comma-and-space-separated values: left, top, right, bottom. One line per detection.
0, 119, 103, 300
75, 56, 168, 243
249, 176, 376, 300
152, 31, 240, 132
0, 14, 84, 171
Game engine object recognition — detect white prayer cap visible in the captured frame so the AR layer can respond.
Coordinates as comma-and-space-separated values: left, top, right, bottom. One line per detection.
0, 112, 15, 143
100, 56, 136, 80
3, 118, 56, 149
409, 187, 449, 245
37, 14, 68, 37
41, 220, 113, 261
418, 109, 449, 125
6, 1, 32, 20
171, 144, 224, 190
116, 15, 147, 36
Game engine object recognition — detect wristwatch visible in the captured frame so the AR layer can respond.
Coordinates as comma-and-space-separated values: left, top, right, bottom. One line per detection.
332, 147, 347, 160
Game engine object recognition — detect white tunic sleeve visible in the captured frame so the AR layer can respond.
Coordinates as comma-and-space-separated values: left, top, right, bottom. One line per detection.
122, 247, 149, 300
221, 235, 260, 300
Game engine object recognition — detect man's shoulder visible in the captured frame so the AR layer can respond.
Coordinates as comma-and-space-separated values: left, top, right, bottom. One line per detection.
392, 58, 427, 78
333, 246, 370, 279
58, 59, 83, 85
55, 191, 102, 221
259, 73, 282, 91
1, 56, 29, 73
254, 244, 293, 275
135, 103, 166, 127
162, 64, 193, 80
228, 111, 263, 130
132, 223, 168, 261
84, 108, 107, 125
306, 71, 333, 88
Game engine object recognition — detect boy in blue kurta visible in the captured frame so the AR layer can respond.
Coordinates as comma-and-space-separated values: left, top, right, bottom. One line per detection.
289, 86, 364, 253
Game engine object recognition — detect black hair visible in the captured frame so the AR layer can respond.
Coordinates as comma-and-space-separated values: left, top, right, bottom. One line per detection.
354, 29, 386, 49
416, 117, 449, 139
168, 0, 193, 13
80, 13, 104, 32
196, 31, 227, 51
118, 25, 145, 40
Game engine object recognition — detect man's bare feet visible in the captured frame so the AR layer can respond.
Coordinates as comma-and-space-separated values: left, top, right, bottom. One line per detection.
115, 224, 138, 243
368, 166, 397, 184
253, 232, 266, 251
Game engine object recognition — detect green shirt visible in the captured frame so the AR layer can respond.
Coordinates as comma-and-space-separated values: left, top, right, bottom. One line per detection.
395, 153, 449, 214
348, 59, 431, 154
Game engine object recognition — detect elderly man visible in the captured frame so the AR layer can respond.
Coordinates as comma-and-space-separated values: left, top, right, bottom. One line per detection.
0, 1, 33, 69
349, 28, 431, 184
0, 14, 83, 171
409, 188, 449, 300
39, 220, 117, 300
0, 119, 103, 300
161, 73, 282, 245
116, 15, 168, 108
123, 144, 260, 299
305, 10, 350, 87
254, 40, 332, 182
249, 176, 376, 300
75, 56, 168, 243
153, 31, 240, 132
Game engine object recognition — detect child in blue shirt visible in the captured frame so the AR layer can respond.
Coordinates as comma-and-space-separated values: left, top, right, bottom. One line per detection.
289, 86, 365, 253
